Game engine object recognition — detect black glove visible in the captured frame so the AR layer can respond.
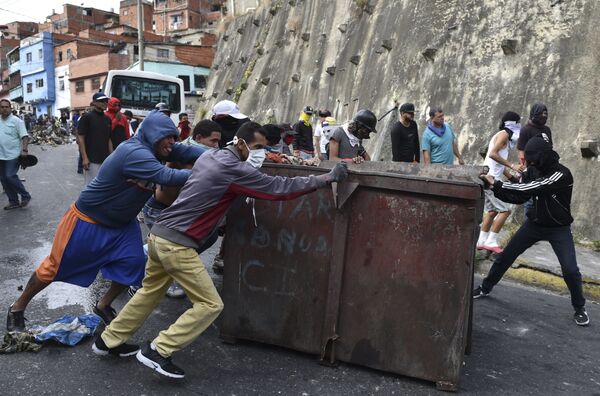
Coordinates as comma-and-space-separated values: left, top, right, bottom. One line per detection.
328, 162, 348, 183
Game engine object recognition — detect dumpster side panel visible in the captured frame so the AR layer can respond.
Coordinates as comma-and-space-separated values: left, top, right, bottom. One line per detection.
221, 188, 335, 354
334, 187, 477, 384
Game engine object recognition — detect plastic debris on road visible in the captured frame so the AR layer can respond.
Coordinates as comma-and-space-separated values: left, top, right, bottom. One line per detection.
31, 314, 102, 346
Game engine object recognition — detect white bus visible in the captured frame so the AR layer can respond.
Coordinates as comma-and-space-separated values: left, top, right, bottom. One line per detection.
102, 70, 185, 126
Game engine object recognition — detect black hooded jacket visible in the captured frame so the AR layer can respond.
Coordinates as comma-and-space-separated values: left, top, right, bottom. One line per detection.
491, 137, 573, 227
517, 103, 553, 151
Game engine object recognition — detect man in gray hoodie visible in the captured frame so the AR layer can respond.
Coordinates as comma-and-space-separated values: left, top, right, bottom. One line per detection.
93, 122, 348, 379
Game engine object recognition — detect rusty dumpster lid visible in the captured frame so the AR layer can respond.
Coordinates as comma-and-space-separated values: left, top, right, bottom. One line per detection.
319, 161, 483, 185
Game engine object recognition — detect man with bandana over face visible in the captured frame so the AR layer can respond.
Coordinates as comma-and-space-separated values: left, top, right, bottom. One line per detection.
477, 111, 524, 253
94, 121, 348, 379
474, 136, 589, 327
6, 110, 204, 335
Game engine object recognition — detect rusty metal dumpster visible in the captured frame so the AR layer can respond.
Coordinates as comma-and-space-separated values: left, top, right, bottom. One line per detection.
220, 162, 484, 391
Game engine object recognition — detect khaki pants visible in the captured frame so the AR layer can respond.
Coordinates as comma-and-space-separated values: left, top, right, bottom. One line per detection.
102, 234, 223, 357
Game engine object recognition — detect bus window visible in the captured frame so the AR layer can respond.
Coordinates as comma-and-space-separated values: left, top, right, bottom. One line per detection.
110, 76, 181, 112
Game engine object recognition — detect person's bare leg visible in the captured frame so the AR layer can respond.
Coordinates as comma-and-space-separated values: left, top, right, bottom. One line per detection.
481, 211, 497, 233
11, 272, 50, 312
490, 211, 511, 233
97, 282, 127, 309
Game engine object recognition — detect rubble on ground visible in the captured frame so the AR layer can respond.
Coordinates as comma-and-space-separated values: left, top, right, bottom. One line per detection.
29, 124, 72, 146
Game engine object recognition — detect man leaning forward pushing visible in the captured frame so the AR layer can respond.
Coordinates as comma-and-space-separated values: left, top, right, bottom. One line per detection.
93, 122, 348, 378
7, 110, 204, 333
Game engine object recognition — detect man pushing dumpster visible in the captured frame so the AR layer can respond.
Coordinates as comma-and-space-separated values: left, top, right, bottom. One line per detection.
93, 121, 348, 378
6, 110, 204, 332
474, 135, 589, 326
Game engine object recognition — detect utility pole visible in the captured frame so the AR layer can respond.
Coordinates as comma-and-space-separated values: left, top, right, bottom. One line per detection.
137, 0, 145, 70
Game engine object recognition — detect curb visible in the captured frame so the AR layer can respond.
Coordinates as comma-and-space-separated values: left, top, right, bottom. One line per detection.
475, 254, 600, 303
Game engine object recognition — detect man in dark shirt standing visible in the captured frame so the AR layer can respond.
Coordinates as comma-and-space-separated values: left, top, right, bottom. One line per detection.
516, 103, 553, 216
391, 103, 420, 163
211, 100, 250, 148
77, 92, 112, 185
516, 103, 552, 166
293, 105, 315, 160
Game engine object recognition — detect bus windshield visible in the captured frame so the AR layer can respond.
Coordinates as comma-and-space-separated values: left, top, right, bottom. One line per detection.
110, 75, 181, 112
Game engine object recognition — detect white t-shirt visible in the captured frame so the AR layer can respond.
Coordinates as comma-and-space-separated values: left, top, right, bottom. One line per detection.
483, 131, 510, 179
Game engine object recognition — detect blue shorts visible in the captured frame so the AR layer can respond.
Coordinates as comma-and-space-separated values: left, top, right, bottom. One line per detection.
36, 204, 146, 287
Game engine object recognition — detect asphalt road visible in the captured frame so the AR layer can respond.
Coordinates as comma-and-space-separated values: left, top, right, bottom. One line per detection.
1, 145, 598, 395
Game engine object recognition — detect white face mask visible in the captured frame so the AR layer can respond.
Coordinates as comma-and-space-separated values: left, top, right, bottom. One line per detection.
227, 136, 267, 168
246, 146, 266, 168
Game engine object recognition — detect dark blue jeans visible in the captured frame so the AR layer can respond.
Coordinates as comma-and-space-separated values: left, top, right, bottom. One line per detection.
0, 158, 31, 205
482, 220, 585, 308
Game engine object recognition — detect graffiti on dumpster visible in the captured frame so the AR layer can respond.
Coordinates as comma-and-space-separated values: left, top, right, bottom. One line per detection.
239, 190, 334, 296
241, 259, 297, 297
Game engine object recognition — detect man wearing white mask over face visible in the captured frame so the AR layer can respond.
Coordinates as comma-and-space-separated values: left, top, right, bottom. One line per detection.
94, 121, 348, 379
477, 111, 524, 253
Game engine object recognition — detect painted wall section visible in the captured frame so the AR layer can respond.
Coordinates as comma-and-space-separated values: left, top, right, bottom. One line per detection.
20, 32, 56, 116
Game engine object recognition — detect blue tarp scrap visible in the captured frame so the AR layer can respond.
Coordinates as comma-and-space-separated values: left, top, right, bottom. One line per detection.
31, 314, 102, 346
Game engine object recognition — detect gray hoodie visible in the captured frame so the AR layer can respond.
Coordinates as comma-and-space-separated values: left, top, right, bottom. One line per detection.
152, 146, 327, 248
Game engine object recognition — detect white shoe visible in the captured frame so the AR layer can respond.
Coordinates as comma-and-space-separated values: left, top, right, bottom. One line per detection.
166, 282, 185, 298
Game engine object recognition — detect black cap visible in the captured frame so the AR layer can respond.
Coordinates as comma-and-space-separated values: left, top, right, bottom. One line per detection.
303, 105, 314, 115
399, 103, 416, 113
18, 154, 38, 169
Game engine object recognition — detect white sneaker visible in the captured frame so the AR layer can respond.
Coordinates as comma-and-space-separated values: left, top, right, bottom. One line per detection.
166, 282, 185, 298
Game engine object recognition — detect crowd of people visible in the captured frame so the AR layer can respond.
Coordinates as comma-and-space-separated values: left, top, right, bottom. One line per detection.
0, 92, 589, 380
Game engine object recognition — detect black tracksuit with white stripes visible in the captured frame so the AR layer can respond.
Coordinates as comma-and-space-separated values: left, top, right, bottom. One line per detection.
481, 164, 585, 308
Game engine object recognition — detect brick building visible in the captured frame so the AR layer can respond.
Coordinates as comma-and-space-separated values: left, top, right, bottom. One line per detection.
0, 22, 38, 40
39, 4, 119, 34
69, 53, 130, 110
54, 39, 112, 115
119, 0, 154, 31
153, 0, 225, 34
0, 37, 21, 102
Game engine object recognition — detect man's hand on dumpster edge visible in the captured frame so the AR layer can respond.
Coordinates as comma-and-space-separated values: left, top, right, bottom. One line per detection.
323, 162, 348, 184
479, 174, 495, 189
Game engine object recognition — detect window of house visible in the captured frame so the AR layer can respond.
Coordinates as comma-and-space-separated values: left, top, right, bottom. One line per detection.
26, 83, 32, 93
75, 80, 84, 93
26, 52, 32, 63
38, 49, 42, 59
172, 15, 181, 23
178, 75, 190, 91
58, 51, 63, 62
194, 75, 207, 89
67, 49, 72, 59
157, 48, 169, 58
59, 76, 65, 91
123, 9, 128, 16
91, 77, 101, 90
35, 78, 44, 88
